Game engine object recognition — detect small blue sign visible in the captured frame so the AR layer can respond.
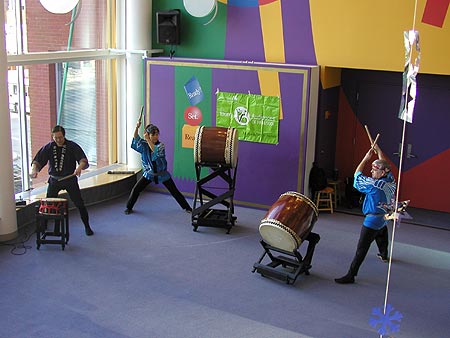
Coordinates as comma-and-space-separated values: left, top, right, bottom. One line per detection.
184, 76, 204, 106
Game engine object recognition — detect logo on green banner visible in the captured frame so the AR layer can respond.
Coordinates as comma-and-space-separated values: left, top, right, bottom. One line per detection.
216, 92, 280, 144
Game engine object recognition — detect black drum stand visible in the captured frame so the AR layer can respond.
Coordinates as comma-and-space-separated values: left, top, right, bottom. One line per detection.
35, 205, 69, 251
191, 162, 238, 233
252, 232, 320, 285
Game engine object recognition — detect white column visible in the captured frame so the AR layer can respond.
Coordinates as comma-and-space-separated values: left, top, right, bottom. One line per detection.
0, 3, 18, 241
125, 0, 152, 169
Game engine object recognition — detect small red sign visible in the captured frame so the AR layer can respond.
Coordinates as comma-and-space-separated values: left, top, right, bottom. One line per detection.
184, 106, 202, 126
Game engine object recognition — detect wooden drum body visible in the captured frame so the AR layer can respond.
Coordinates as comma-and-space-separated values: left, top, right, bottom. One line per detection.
38, 198, 68, 215
194, 126, 238, 167
259, 192, 318, 252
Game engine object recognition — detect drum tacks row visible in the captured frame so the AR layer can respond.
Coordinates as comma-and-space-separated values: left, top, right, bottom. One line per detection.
259, 191, 318, 252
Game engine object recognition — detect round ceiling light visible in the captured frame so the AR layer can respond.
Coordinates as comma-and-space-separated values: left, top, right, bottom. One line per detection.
40, 0, 80, 14
183, 0, 216, 18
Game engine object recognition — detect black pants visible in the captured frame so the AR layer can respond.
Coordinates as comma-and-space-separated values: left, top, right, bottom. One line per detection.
301, 232, 320, 269
46, 176, 90, 228
126, 176, 191, 211
348, 225, 388, 276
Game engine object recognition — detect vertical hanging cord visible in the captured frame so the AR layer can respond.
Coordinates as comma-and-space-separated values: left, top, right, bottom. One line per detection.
57, 6, 78, 124
381, 0, 418, 334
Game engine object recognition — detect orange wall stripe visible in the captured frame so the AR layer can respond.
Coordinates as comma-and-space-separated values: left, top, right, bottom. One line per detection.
258, 70, 283, 119
259, 0, 285, 63
258, 1, 284, 119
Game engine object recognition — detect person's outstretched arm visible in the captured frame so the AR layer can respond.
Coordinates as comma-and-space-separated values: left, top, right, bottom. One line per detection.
133, 119, 141, 139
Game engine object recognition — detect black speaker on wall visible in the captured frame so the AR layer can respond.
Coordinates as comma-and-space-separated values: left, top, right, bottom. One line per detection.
156, 9, 181, 45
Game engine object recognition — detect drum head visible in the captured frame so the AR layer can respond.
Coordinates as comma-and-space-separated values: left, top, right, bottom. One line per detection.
39, 198, 67, 215
259, 222, 300, 252
41, 198, 67, 202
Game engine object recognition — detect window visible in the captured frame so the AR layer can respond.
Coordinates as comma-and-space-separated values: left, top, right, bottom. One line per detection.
5, 0, 115, 195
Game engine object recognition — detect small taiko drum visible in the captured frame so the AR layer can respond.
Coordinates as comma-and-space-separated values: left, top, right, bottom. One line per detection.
38, 198, 68, 215
194, 126, 238, 168
259, 192, 319, 252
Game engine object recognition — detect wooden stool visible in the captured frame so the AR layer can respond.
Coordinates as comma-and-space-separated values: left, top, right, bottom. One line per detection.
327, 180, 342, 209
315, 187, 334, 213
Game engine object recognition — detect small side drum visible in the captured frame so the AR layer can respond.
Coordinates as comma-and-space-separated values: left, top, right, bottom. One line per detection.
194, 126, 238, 168
38, 198, 68, 215
259, 192, 319, 252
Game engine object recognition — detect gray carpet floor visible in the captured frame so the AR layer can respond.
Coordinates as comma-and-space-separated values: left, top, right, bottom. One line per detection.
1, 191, 449, 338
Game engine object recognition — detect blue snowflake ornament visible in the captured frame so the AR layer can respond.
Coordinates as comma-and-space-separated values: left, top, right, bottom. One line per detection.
369, 304, 403, 335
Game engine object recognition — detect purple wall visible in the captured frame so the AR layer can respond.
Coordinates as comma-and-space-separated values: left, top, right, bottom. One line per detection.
146, 59, 316, 208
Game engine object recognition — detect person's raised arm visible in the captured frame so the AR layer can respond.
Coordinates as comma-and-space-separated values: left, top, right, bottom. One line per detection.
134, 118, 142, 139
373, 144, 387, 162
355, 148, 375, 175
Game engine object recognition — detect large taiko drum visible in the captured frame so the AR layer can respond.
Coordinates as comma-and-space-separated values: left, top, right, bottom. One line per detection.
194, 126, 238, 168
38, 198, 68, 215
259, 191, 318, 252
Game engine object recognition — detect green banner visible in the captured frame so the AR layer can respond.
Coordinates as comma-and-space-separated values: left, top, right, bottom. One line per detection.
216, 92, 280, 144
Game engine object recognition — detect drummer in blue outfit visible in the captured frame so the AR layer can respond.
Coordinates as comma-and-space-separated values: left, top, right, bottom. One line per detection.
335, 144, 396, 284
124, 116, 192, 215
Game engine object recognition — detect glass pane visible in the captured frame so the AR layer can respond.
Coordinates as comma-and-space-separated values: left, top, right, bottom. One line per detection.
4, 0, 25, 55
10, 111, 30, 194
8, 65, 31, 194
8, 60, 110, 194
6, 0, 107, 54
59, 60, 98, 165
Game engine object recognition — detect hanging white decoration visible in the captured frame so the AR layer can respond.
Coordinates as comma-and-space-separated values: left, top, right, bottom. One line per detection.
183, 0, 217, 22
40, 0, 79, 14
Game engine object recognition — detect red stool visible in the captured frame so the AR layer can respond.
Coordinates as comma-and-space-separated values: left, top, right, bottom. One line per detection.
36, 198, 69, 250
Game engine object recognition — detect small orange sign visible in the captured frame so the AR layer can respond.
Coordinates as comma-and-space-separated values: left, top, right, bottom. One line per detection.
181, 124, 200, 148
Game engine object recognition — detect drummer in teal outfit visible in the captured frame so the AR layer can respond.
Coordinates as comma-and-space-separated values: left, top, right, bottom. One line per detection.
124, 116, 192, 215
335, 144, 396, 284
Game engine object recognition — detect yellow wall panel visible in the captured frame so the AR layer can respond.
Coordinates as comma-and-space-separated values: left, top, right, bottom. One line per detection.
259, 1, 285, 63
310, 0, 450, 75
258, 70, 283, 119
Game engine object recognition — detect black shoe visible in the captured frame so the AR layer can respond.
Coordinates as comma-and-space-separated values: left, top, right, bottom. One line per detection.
377, 253, 389, 263
124, 208, 132, 215
85, 226, 94, 236
334, 274, 355, 284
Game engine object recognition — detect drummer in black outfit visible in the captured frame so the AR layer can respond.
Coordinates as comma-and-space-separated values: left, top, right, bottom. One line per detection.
30, 125, 94, 236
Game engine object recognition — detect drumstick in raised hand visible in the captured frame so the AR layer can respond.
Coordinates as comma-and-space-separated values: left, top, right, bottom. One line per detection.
364, 125, 374, 145
138, 105, 144, 124
364, 125, 378, 154
371, 133, 380, 151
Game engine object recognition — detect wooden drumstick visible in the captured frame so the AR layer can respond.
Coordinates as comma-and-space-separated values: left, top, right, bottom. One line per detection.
57, 173, 76, 182
138, 105, 144, 124
364, 125, 374, 145
364, 125, 379, 153
371, 133, 380, 150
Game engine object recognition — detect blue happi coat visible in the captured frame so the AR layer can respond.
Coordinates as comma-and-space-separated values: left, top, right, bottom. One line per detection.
354, 171, 396, 230
131, 135, 171, 183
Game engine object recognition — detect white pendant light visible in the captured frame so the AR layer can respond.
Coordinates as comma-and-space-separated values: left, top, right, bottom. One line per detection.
40, 0, 80, 14
183, 0, 216, 18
